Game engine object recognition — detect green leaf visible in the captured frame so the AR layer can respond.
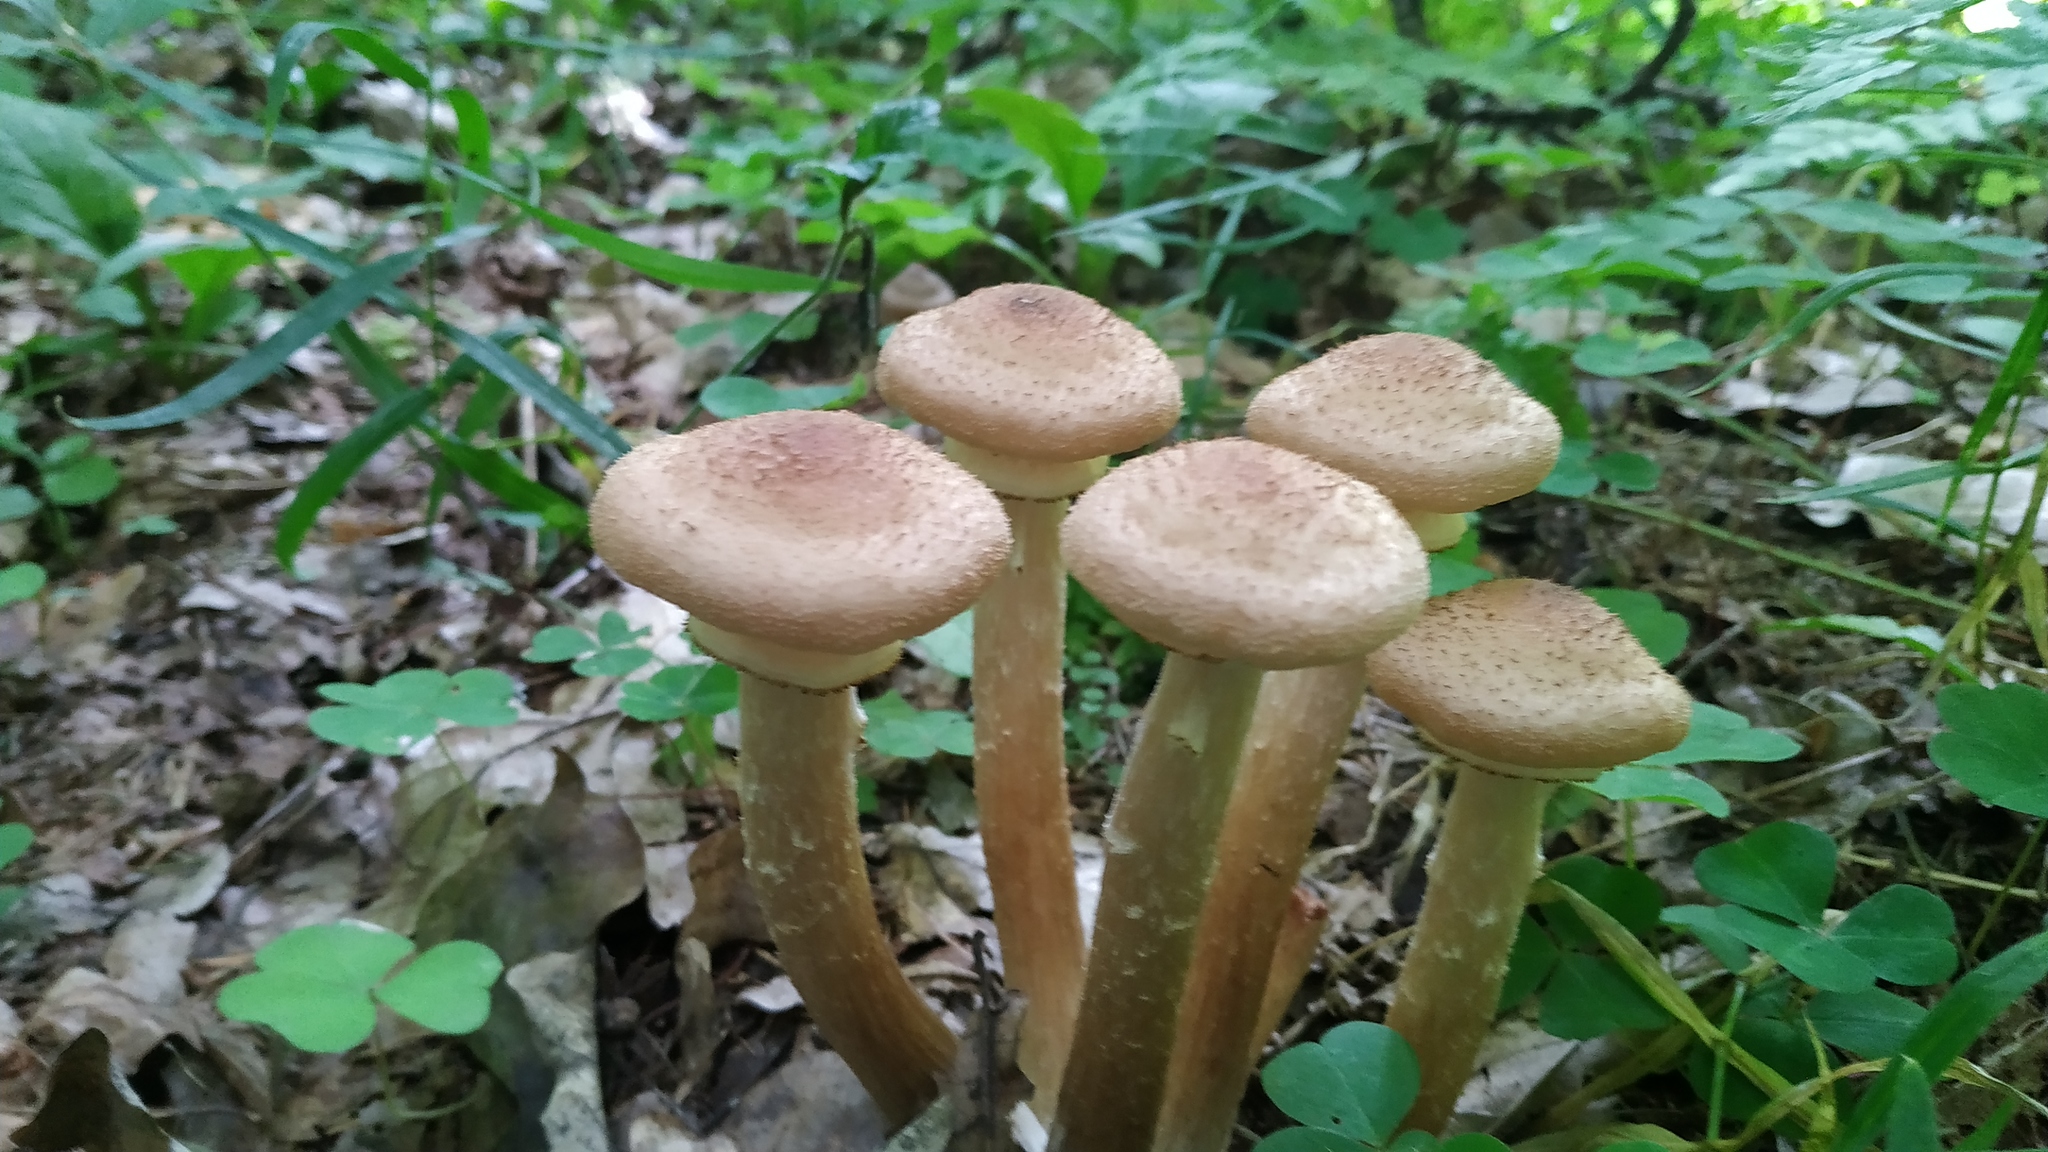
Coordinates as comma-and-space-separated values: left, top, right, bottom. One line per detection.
524, 626, 596, 663
1543, 857, 1665, 946
276, 387, 435, 572
1428, 531, 1494, 597
969, 87, 1107, 220
1837, 933, 2048, 1152
0, 92, 141, 262
1498, 913, 1559, 1010
1761, 615, 1958, 674
1260, 1022, 1418, 1146
258, 921, 414, 988
0, 562, 46, 606
0, 822, 30, 869
535, 208, 835, 295
0, 484, 35, 522
74, 247, 428, 432
1572, 333, 1715, 377
263, 23, 426, 145
1660, 905, 1751, 972
863, 691, 972, 760
1694, 821, 1837, 927
1539, 953, 1672, 1038
618, 663, 739, 723
216, 969, 381, 1052
76, 283, 143, 325
1582, 766, 1729, 817
1589, 451, 1661, 492
1883, 1059, 1938, 1152
1583, 588, 1687, 663
909, 611, 974, 679
1788, 200, 1958, 245
1251, 1129, 1366, 1152
1928, 682, 2048, 817
1638, 703, 1801, 767
373, 939, 501, 1035
1807, 988, 1926, 1059
81, 0, 187, 45
40, 453, 118, 505
699, 376, 861, 419
120, 514, 177, 536
1371, 207, 1465, 264
1538, 440, 1599, 498
433, 436, 587, 532
309, 667, 518, 753
854, 97, 939, 163
1710, 905, 1873, 993
1701, 265, 1833, 291
1830, 886, 1956, 987
161, 242, 263, 305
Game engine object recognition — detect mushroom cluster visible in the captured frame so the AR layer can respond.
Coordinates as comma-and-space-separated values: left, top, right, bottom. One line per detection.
584, 288, 1693, 1152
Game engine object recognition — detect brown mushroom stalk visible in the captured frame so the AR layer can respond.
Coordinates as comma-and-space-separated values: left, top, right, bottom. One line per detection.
1159, 335, 1562, 1152
589, 411, 1011, 1126
1051, 439, 1428, 1152
1367, 580, 1690, 1135
1249, 884, 1330, 1060
877, 284, 1181, 1106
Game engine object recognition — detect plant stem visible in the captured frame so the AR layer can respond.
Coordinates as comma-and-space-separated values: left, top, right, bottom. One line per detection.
1050, 655, 1264, 1152
972, 496, 1087, 1111
1386, 766, 1554, 1136
734, 674, 955, 1125
1963, 817, 2048, 964
1157, 659, 1372, 1152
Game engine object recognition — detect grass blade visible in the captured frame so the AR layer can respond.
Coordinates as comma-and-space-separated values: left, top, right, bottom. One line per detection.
276, 387, 435, 571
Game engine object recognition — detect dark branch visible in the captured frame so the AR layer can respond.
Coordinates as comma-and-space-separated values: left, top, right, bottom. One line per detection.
1614, 0, 1698, 105
1391, 0, 1432, 46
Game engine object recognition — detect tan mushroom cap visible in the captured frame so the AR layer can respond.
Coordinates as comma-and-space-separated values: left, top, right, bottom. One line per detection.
1061, 439, 1429, 670
1246, 333, 1562, 514
1366, 579, 1692, 781
876, 283, 1182, 463
589, 410, 1010, 656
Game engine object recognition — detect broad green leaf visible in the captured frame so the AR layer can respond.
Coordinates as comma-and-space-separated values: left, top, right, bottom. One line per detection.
970, 88, 1106, 221
1539, 953, 1672, 1038
1883, 1059, 1938, 1152
524, 626, 597, 663
1572, 333, 1715, 377
1928, 682, 2048, 817
1582, 766, 1729, 818
1701, 265, 1832, 291
75, 248, 428, 432
1498, 913, 1559, 1010
0, 92, 140, 262
373, 939, 501, 1035
1829, 885, 1956, 986
854, 97, 939, 163
310, 667, 518, 753
0, 484, 39, 521
619, 663, 739, 723
81, 0, 187, 44
1788, 200, 1958, 245
909, 611, 974, 679
40, 453, 119, 506
1538, 440, 1599, 497
0, 822, 30, 868
75, 284, 142, 326
1543, 857, 1665, 945
863, 692, 973, 760
216, 969, 380, 1052
1638, 703, 1801, 767
1583, 588, 1687, 663
161, 242, 263, 304
121, 514, 177, 536
433, 436, 586, 532
1693, 821, 1836, 927
252, 921, 413, 988
1589, 451, 1661, 492
1807, 987, 1926, 1059
1710, 905, 1873, 992
699, 376, 860, 419
1660, 905, 1751, 971
1371, 207, 1465, 264
1261, 1022, 1418, 1145
276, 387, 435, 571
0, 562, 46, 606
1251, 1129, 1363, 1152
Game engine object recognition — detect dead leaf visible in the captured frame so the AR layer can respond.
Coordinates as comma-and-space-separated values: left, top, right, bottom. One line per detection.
680, 825, 769, 949
11, 1029, 172, 1152
721, 1043, 890, 1152
505, 951, 609, 1152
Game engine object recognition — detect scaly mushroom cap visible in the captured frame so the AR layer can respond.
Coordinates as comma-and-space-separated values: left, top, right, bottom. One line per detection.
1246, 333, 1561, 514
589, 410, 1010, 655
876, 283, 1182, 463
1366, 579, 1692, 781
1061, 439, 1428, 670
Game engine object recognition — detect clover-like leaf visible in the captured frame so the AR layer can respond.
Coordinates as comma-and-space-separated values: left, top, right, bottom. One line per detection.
1807, 987, 1926, 1059
863, 692, 974, 760
1498, 913, 1560, 1010
1581, 766, 1729, 817
524, 625, 596, 663
1584, 588, 1687, 664
619, 663, 740, 723
1830, 885, 1956, 986
1661, 904, 1751, 971
1538, 440, 1599, 497
0, 822, 31, 870
309, 667, 519, 753
41, 452, 121, 507
1694, 820, 1836, 926
216, 922, 413, 1053
1261, 1022, 1418, 1145
1538, 953, 1671, 1039
373, 940, 502, 1035
1543, 857, 1665, 946
1588, 451, 1661, 492
1928, 682, 2048, 817
1711, 905, 1873, 992
909, 610, 975, 679
1638, 703, 1800, 767
1572, 332, 1715, 377
0, 562, 46, 607
0, 484, 39, 522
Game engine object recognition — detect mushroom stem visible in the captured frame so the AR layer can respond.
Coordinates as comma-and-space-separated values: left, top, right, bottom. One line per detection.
734, 673, 957, 1126
1156, 660, 1373, 1152
973, 495, 1087, 1107
1385, 765, 1554, 1136
1251, 885, 1330, 1060
1051, 655, 1265, 1152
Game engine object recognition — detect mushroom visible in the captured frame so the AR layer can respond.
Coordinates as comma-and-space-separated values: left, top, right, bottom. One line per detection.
1161, 334, 1562, 1152
1366, 579, 1691, 1134
1050, 439, 1429, 1152
588, 410, 1011, 1126
876, 283, 1180, 1104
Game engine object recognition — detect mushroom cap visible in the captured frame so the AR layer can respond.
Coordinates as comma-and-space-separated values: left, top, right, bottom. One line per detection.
1365, 579, 1692, 779
1245, 333, 1561, 514
875, 283, 1182, 463
1061, 439, 1429, 670
589, 410, 1010, 655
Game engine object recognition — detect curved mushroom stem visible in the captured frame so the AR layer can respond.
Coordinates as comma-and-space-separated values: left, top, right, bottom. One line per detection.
1156, 660, 1373, 1152
1050, 655, 1265, 1152
1385, 764, 1554, 1136
734, 674, 956, 1126
973, 496, 1087, 1108
1251, 884, 1329, 1059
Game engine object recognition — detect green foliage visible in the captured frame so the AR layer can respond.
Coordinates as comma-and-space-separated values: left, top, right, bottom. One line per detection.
0, 818, 31, 921
862, 691, 973, 761
0, 562, 46, 608
1256, 1022, 1510, 1152
618, 664, 739, 724
1928, 681, 2048, 816
308, 668, 520, 754
215, 922, 502, 1052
